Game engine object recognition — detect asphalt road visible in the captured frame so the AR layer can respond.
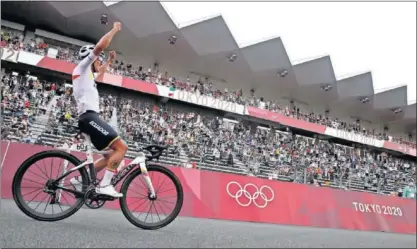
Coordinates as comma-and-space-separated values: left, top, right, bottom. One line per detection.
0, 199, 415, 248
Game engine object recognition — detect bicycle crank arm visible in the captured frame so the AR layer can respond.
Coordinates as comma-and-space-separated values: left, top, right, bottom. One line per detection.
97, 195, 116, 201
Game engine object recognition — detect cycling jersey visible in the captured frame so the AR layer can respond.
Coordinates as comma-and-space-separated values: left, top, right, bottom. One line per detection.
72, 51, 120, 151
72, 51, 100, 116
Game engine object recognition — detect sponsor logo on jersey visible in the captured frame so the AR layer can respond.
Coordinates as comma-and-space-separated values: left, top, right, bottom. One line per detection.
89, 121, 110, 135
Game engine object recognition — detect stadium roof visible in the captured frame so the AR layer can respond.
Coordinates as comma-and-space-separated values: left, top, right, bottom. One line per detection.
2, 1, 415, 135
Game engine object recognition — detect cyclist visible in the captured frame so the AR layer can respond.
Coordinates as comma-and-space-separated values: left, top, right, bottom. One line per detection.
69, 22, 128, 198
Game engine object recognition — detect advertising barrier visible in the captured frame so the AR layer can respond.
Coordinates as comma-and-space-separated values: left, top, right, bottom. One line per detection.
1, 142, 415, 234
384, 141, 417, 157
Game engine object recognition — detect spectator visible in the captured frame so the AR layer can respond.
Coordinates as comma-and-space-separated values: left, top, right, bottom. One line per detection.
403, 182, 416, 199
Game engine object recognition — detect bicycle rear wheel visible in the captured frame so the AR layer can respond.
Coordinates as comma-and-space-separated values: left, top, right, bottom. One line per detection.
119, 164, 184, 230
12, 150, 89, 222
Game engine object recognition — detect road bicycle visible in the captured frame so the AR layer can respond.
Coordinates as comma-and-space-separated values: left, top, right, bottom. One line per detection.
12, 129, 184, 230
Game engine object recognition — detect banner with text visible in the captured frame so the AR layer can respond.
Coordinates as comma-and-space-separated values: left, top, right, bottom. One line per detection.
1, 47, 20, 63
157, 85, 245, 115
246, 106, 327, 134
1, 142, 415, 234
325, 127, 385, 147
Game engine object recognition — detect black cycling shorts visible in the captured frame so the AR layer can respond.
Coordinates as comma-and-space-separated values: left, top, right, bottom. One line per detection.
78, 110, 120, 151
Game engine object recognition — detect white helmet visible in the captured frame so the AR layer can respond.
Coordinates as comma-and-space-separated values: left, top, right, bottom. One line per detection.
79, 45, 105, 61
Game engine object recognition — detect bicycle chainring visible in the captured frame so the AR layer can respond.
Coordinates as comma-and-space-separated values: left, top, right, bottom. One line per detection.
84, 188, 106, 209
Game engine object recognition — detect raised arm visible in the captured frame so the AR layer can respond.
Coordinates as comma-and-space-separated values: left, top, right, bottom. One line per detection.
93, 22, 122, 57
96, 51, 116, 78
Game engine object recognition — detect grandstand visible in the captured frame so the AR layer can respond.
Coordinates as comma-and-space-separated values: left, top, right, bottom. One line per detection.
1, 1, 416, 200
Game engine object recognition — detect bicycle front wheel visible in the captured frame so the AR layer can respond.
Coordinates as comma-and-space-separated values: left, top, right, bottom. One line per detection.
119, 164, 184, 230
12, 150, 89, 222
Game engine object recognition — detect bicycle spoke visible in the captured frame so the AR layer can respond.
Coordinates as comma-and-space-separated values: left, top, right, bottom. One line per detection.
33, 194, 49, 212
131, 180, 147, 193
21, 186, 43, 189
155, 198, 176, 205
158, 195, 177, 199
155, 177, 168, 194
57, 200, 65, 213
156, 188, 175, 195
22, 178, 44, 186
60, 190, 74, 205
27, 169, 48, 181
143, 202, 153, 223
130, 197, 148, 211
128, 188, 148, 198
132, 200, 149, 220
34, 162, 49, 179
127, 196, 147, 205
156, 197, 174, 211
26, 190, 44, 205
50, 157, 54, 179
41, 159, 51, 178
153, 171, 161, 192
157, 184, 172, 195
137, 176, 149, 190
55, 158, 64, 179
149, 203, 154, 224
22, 187, 43, 198
154, 199, 169, 216
152, 201, 162, 221
43, 195, 51, 214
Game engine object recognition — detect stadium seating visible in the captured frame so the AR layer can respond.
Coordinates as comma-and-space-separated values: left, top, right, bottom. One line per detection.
23, 28, 417, 148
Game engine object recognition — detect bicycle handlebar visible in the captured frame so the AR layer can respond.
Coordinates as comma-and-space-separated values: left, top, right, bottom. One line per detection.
140, 144, 169, 161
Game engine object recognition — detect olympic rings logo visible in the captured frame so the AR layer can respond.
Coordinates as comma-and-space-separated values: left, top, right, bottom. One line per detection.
226, 181, 275, 208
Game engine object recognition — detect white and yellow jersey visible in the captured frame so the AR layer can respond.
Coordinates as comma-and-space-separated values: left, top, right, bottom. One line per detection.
72, 51, 100, 116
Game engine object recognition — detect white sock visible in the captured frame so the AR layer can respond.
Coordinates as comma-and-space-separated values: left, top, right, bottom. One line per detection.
100, 170, 115, 187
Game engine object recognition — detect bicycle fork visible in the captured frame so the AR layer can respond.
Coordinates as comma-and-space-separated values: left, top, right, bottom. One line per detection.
139, 162, 156, 198
130, 154, 156, 198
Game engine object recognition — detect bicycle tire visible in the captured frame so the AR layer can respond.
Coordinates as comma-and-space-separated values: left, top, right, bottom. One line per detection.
119, 164, 184, 230
12, 150, 89, 222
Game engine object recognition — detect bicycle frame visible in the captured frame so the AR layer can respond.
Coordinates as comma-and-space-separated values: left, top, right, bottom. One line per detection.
55, 133, 156, 201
